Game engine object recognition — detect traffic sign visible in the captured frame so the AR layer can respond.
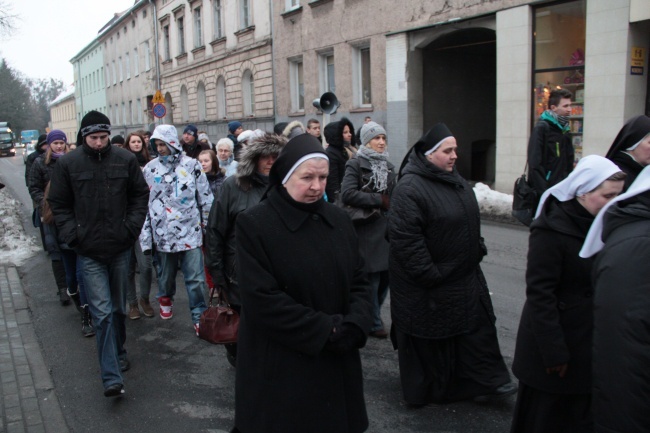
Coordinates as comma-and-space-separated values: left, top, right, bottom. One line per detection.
152, 90, 165, 104
152, 103, 166, 119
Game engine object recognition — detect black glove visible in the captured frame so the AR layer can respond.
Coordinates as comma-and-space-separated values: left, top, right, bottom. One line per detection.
326, 318, 366, 354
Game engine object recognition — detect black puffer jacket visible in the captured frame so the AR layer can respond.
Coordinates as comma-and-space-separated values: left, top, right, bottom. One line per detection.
592, 200, 650, 433
512, 197, 595, 394
47, 143, 150, 263
388, 150, 491, 339
324, 118, 355, 202
28, 154, 56, 211
527, 118, 574, 198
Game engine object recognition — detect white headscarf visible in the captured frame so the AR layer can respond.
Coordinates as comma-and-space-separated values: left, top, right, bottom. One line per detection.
580, 165, 650, 258
534, 155, 622, 219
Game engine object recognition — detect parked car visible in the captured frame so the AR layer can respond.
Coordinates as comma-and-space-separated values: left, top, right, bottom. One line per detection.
23, 142, 36, 163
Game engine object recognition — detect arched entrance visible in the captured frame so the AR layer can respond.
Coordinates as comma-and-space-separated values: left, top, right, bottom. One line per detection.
422, 28, 496, 184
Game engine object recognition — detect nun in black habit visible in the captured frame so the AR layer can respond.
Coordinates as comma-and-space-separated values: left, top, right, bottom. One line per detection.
605, 115, 650, 190
388, 123, 516, 405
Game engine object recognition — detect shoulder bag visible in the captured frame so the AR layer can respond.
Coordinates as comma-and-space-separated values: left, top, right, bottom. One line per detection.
335, 160, 382, 224
511, 162, 539, 226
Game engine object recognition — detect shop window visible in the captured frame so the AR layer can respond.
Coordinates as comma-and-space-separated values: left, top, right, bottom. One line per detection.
533, 0, 586, 161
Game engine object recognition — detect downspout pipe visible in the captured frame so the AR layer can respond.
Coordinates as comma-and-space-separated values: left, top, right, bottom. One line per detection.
269, 0, 277, 124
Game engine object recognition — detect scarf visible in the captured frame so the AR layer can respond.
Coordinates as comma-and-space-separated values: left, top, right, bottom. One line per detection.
219, 154, 234, 168
50, 151, 65, 159
541, 110, 570, 131
134, 151, 148, 167
357, 145, 390, 192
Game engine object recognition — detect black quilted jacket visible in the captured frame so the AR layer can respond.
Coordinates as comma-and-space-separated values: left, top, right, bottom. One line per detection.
388, 150, 493, 338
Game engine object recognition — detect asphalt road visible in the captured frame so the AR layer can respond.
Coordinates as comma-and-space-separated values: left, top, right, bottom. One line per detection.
0, 151, 530, 433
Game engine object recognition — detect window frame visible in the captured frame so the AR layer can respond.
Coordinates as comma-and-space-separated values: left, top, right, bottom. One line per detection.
289, 57, 305, 112
212, 0, 223, 39
193, 6, 203, 48
351, 43, 372, 107
242, 69, 255, 116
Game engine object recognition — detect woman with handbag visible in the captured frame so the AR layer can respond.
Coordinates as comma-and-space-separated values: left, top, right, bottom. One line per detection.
341, 121, 395, 338
231, 134, 372, 433
510, 156, 626, 433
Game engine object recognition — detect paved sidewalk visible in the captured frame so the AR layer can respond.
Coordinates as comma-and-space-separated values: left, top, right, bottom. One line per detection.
0, 266, 68, 433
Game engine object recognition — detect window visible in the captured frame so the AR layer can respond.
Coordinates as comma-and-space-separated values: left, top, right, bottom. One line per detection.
118, 57, 123, 82
180, 85, 189, 121
134, 48, 139, 76
145, 41, 151, 71
114, 104, 120, 125
319, 52, 335, 94
193, 7, 203, 48
216, 76, 226, 118
242, 69, 255, 116
177, 17, 186, 55
285, 0, 299, 10
125, 53, 130, 79
163, 26, 171, 61
137, 98, 142, 124
352, 45, 371, 106
289, 58, 304, 112
129, 100, 133, 124
197, 81, 206, 120
112, 61, 117, 85
143, 9, 147, 18
213, 0, 223, 39
122, 102, 126, 125
240, 0, 250, 29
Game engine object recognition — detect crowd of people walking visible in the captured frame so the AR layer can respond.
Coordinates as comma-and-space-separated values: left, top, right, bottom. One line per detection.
23, 102, 650, 432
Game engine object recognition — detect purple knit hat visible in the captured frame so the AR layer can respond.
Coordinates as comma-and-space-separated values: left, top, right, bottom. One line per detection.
47, 130, 68, 145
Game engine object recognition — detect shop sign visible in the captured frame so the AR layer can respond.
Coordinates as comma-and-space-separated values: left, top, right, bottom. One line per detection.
631, 47, 645, 75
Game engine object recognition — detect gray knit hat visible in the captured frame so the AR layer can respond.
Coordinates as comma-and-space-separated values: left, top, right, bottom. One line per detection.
360, 121, 387, 146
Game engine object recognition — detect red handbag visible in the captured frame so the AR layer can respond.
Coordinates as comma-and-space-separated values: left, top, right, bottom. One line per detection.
198, 287, 239, 344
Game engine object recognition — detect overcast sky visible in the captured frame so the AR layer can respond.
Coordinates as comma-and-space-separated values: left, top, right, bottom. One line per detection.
1, 0, 136, 85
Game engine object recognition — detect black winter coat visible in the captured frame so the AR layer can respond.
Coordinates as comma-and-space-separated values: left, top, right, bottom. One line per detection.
47, 144, 150, 264
324, 118, 355, 202
608, 151, 642, 191
25, 147, 45, 187
592, 202, 650, 433
28, 155, 56, 211
527, 119, 574, 197
341, 155, 396, 273
234, 188, 372, 433
388, 150, 492, 339
204, 173, 267, 304
512, 198, 595, 394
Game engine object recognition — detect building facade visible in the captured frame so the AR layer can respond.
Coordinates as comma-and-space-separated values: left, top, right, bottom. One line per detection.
70, 39, 108, 127
272, 0, 650, 192
48, 90, 77, 144
99, 0, 158, 137
156, 0, 275, 139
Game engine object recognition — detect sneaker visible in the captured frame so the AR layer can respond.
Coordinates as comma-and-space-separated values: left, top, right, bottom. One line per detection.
103, 383, 125, 397
139, 298, 155, 317
128, 304, 141, 320
81, 307, 96, 338
194, 323, 200, 337
159, 296, 173, 320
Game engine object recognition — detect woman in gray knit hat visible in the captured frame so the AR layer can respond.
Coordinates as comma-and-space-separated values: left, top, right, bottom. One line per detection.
340, 121, 396, 338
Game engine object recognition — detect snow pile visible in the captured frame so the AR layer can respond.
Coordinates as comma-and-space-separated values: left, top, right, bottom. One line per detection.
473, 182, 515, 221
0, 189, 41, 266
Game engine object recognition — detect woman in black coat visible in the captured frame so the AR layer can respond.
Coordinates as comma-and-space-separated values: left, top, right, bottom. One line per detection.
511, 155, 626, 433
232, 134, 372, 433
341, 121, 395, 338
605, 115, 650, 190
579, 167, 650, 433
388, 123, 514, 405
324, 117, 355, 202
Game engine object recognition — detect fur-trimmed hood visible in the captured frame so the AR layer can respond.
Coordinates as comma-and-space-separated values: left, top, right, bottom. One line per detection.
323, 117, 355, 149
236, 132, 287, 191
282, 121, 306, 139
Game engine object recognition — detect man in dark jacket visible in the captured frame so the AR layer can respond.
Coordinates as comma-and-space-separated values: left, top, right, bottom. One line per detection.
48, 111, 150, 398
181, 124, 209, 159
527, 89, 574, 199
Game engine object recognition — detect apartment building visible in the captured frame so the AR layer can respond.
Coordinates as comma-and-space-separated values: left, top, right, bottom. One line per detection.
70, 38, 108, 127
48, 90, 77, 144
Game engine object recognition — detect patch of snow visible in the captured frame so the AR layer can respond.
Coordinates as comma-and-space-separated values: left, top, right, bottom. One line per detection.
0, 189, 41, 266
473, 182, 514, 220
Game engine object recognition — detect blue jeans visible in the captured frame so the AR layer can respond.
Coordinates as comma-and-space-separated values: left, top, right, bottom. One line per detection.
369, 271, 390, 332
79, 248, 131, 388
156, 248, 207, 324
61, 250, 87, 306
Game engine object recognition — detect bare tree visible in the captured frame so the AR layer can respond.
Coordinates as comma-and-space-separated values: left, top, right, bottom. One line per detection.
0, 1, 18, 39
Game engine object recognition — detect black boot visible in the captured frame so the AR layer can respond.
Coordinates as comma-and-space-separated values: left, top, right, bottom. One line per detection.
67, 289, 83, 313
81, 306, 96, 338
57, 288, 71, 306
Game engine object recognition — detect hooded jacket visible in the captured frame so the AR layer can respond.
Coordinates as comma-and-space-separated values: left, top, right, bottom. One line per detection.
605, 115, 650, 191
591, 199, 650, 433
324, 117, 355, 202
47, 139, 149, 264
388, 149, 492, 338
139, 125, 213, 253
205, 133, 286, 303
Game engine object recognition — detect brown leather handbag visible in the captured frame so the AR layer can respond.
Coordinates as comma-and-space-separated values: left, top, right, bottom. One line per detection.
198, 287, 239, 344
